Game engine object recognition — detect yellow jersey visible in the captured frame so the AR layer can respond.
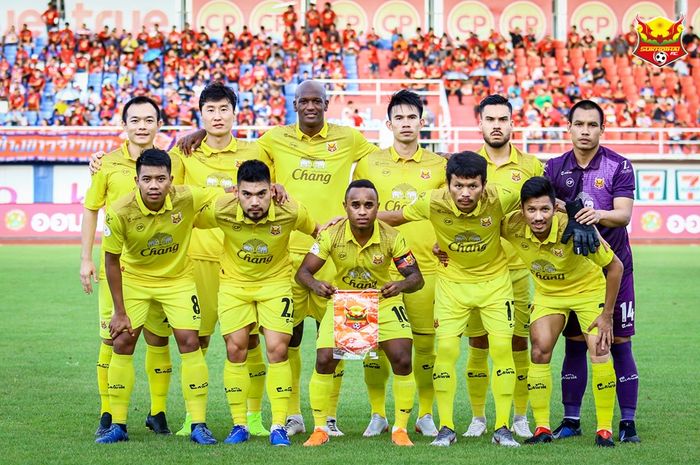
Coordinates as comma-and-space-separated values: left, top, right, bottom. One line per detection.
195, 195, 316, 284
257, 122, 378, 253
478, 144, 544, 271
403, 184, 519, 283
353, 146, 446, 274
102, 185, 221, 286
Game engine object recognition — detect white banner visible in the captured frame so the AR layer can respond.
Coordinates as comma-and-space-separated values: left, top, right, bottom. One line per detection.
0, 166, 34, 204
52, 165, 92, 204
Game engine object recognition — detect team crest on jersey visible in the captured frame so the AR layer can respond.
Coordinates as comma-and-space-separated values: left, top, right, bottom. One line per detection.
326, 142, 338, 153
270, 225, 282, 235
520, 242, 529, 249
594, 177, 605, 189
481, 216, 492, 227
171, 212, 182, 224
420, 169, 431, 179
372, 254, 384, 265
552, 248, 564, 257
511, 171, 522, 182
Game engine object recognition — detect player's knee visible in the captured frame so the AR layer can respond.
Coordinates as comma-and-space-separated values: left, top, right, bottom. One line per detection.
436, 337, 461, 364
390, 353, 412, 376
487, 335, 512, 361
469, 334, 489, 349
512, 335, 528, 352
266, 344, 288, 364
530, 344, 553, 364
315, 349, 336, 374
113, 336, 137, 355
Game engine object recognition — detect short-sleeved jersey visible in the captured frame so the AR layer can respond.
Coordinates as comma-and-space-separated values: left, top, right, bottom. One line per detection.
169, 137, 267, 262
311, 219, 411, 291
103, 185, 221, 286
403, 184, 518, 283
501, 210, 615, 300
353, 146, 446, 274
478, 144, 544, 271
84, 142, 138, 211
195, 195, 316, 285
544, 146, 634, 273
257, 122, 378, 253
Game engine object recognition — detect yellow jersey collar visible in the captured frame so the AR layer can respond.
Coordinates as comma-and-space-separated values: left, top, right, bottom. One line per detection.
294, 121, 329, 140
525, 215, 560, 244
390, 146, 423, 162
200, 136, 238, 156
135, 188, 173, 215
478, 143, 519, 166
344, 219, 381, 249
235, 201, 277, 224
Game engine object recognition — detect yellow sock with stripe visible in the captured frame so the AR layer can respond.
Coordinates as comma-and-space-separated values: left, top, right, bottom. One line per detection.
393, 373, 416, 430
224, 360, 249, 425
433, 337, 461, 430
364, 351, 389, 417
287, 346, 302, 416
327, 360, 344, 418
97, 342, 113, 415
246, 345, 267, 414
527, 363, 551, 429
489, 335, 515, 429
309, 370, 334, 428
181, 349, 209, 424
145, 344, 171, 415
513, 349, 530, 417
108, 353, 134, 424
413, 333, 436, 417
466, 346, 489, 418
266, 360, 292, 427
592, 360, 616, 432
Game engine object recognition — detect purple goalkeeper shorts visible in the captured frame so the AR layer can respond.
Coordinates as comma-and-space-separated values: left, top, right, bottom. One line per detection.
562, 272, 636, 338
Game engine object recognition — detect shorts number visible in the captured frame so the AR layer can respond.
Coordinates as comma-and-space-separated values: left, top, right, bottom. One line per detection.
280, 297, 293, 318
191, 295, 201, 315
391, 305, 409, 323
620, 301, 634, 322
505, 300, 515, 321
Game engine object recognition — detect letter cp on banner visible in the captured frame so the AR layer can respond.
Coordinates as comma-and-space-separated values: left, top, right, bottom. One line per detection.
443, 0, 551, 41
568, 0, 674, 37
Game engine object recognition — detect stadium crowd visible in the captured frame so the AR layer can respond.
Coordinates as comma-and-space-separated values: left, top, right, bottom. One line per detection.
1, 1, 700, 144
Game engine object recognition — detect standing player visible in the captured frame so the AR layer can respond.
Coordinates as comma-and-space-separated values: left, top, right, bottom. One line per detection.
296, 179, 424, 447
179, 79, 379, 435
352, 89, 445, 437
80, 96, 174, 437
545, 100, 640, 443
379, 152, 521, 447
97, 149, 220, 444
501, 176, 622, 447
195, 160, 319, 446
462, 95, 543, 439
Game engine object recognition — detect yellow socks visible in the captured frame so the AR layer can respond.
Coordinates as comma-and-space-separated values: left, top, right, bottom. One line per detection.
488, 335, 515, 429
527, 363, 551, 429
224, 360, 249, 425
413, 333, 436, 417
309, 370, 333, 428
287, 346, 302, 416
108, 353, 134, 424
246, 344, 267, 414
97, 342, 113, 415
364, 351, 389, 417
513, 349, 530, 417
145, 344, 171, 415
592, 360, 616, 432
181, 349, 208, 424
393, 373, 416, 430
466, 346, 489, 418
433, 337, 461, 430
328, 360, 344, 418
266, 360, 292, 427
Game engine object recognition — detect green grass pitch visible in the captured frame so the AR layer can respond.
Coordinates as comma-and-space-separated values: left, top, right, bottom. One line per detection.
0, 245, 697, 464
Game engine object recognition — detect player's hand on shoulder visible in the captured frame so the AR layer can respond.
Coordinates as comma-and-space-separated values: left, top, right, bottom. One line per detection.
271, 183, 288, 204
176, 128, 206, 156
574, 207, 601, 225
88, 151, 106, 175
319, 216, 345, 233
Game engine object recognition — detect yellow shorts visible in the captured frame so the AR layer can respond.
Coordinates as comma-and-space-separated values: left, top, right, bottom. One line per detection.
399, 272, 436, 335
435, 271, 514, 339
98, 278, 171, 339
290, 252, 337, 325
192, 259, 220, 337
531, 293, 605, 336
316, 295, 413, 349
218, 280, 295, 336
463, 268, 532, 338
122, 277, 200, 332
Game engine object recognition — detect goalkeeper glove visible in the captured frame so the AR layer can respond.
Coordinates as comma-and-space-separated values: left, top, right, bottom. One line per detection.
561, 199, 600, 255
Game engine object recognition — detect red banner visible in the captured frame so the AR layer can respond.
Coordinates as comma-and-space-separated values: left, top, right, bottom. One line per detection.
567, 0, 675, 39
443, 0, 552, 40
0, 203, 103, 241
0, 130, 122, 162
630, 205, 700, 241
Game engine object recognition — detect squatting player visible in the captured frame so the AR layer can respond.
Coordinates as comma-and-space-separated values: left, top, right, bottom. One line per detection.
545, 100, 640, 443
296, 179, 424, 447
501, 176, 622, 447
195, 160, 319, 447
97, 149, 220, 444
352, 89, 445, 437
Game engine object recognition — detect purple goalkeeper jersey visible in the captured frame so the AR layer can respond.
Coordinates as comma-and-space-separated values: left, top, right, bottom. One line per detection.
544, 146, 635, 273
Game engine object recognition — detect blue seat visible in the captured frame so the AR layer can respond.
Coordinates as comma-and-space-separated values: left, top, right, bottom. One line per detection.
240, 63, 253, 75
40, 109, 53, 121
25, 111, 38, 126
284, 83, 297, 96
298, 63, 312, 76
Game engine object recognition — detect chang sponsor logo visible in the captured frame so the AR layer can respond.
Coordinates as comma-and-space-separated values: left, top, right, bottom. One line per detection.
342, 266, 377, 289
141, 233, 179, 256
531, 259, 565, 280
385, 183, 418, 210
238, 238, 273, 264
448, 231, 486, 253
292, 158, 331, 184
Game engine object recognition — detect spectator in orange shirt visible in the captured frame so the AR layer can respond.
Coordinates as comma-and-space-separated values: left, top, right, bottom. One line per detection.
306, 2, 321, 32
41, 1, 60, 35
283, 5, 298, 30
321, 2, 336, 31
19, 24, 33, 45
